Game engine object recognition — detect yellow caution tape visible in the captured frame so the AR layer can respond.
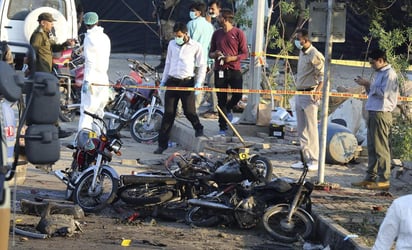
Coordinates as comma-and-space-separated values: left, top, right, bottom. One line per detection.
103, 84, 411, 102
263, 53, 412, 70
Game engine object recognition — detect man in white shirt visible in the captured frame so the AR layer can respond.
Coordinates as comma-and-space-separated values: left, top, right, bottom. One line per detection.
78, 12, 111, 132
372, 194, 412, 249
154, 22, 206, 154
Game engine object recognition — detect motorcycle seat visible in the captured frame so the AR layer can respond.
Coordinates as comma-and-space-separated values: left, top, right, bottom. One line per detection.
262, 179, 293, 193
121, 173, 177, 185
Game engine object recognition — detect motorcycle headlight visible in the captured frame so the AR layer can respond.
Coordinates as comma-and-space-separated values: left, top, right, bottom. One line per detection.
110, 139, 122, 153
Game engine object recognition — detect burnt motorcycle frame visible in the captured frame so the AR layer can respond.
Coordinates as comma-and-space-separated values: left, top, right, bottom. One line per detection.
185, 150, 314, 243
116, 148, 273, 208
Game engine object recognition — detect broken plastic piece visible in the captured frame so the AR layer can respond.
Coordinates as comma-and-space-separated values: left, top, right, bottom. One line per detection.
343, 234, 358, 241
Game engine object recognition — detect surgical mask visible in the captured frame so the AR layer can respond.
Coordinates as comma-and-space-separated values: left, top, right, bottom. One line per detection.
209, 12, 216, 18
189, 11, 197, 20
294, 39, 303, 50
175, 36, 185, 46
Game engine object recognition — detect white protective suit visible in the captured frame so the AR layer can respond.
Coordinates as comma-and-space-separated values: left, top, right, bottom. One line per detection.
78, 25, 111, 132
373, 194, 412, 249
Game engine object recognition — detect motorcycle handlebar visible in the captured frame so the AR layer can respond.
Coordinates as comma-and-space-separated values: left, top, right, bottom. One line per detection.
84, 110, 103, 122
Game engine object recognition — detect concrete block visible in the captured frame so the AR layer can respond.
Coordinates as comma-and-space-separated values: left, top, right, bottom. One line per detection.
313, 213, 370, 250
121, 159, 137, 166
285, 125, 298, 132
263, 137, 278, 143
254, 143, 271, 149
232, 124, 268, 137
231, 137, 242, 143
256, 132, 268, 139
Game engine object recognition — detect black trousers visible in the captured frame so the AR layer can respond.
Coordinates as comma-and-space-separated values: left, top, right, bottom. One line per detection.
214, 69, 243, 130
158, 78, 203, 149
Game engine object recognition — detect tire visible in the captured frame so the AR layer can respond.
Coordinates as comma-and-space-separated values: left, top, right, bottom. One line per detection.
118, 184, 174, 206
251, 156, 273, 182
59, 85, 78, 122
60, 109, 77, 122
263, 205, 314, 243
185, 206, 221, 227
130, 109, 163, 143
73, 169, 118, 213
65, 185, 74, 201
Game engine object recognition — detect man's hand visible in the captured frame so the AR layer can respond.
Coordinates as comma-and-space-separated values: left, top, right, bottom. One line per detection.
194, 82, 202, 95
213, 50, 224, 59
66, 39, 75, 47
82, 81, 90, 93
354, 76, 370, 87
312, 83, 323, 103
224, 55, 237, 63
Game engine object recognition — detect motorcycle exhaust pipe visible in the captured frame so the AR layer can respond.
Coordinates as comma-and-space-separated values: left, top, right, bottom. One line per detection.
188, 199, 233, 210
104, 112, 120, 120
54, 170, 69, 185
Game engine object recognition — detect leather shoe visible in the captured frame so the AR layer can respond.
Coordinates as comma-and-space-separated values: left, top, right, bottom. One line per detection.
153, 147, 166, 154
351, 180, 375, 187
365, 181, 390, 190
195, 129, 204, 137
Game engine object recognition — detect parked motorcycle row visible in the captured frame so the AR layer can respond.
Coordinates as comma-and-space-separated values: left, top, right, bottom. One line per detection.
53, 40, 164, 143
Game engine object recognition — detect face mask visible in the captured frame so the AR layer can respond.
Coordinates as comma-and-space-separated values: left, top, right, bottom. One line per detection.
294, 39, 303, 50
209, 12, 216, 18
189, 11, 197, 20
175, 36, 185, 46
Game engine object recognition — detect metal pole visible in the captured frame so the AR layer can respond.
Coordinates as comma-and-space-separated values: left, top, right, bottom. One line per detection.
318, 0, 334, 183
239, 0, 265, 124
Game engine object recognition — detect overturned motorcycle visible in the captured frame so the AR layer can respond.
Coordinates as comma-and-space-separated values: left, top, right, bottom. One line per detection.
116, 147, 273, 207
186, 150, 314, 243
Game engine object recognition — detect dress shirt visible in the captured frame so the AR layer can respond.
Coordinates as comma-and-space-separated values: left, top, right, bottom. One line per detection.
187, 16, 214, 66
161, 38, 206, 85
296, 45, 325, 90
365, 64, 398, 112
373, 194, 412, 250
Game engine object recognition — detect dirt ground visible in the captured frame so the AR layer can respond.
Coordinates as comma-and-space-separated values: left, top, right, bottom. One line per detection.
8, 169, 304, 250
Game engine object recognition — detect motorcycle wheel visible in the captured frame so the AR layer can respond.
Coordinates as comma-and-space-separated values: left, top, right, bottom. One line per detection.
59, 109, 77, 122
59, 85, 79, 122
251, 156, 273, 182
65, 185, 74, 201
130, 109, 163, 143
73, 169, 118, 212
263, 205, 314, 243
185, 206, 221, 227
118, 184, 174, 206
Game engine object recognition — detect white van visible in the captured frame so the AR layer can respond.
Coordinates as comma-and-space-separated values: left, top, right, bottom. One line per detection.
0, 0, 78, 66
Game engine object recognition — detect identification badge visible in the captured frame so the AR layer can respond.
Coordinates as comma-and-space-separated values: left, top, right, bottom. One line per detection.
218, 70, 224, 78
